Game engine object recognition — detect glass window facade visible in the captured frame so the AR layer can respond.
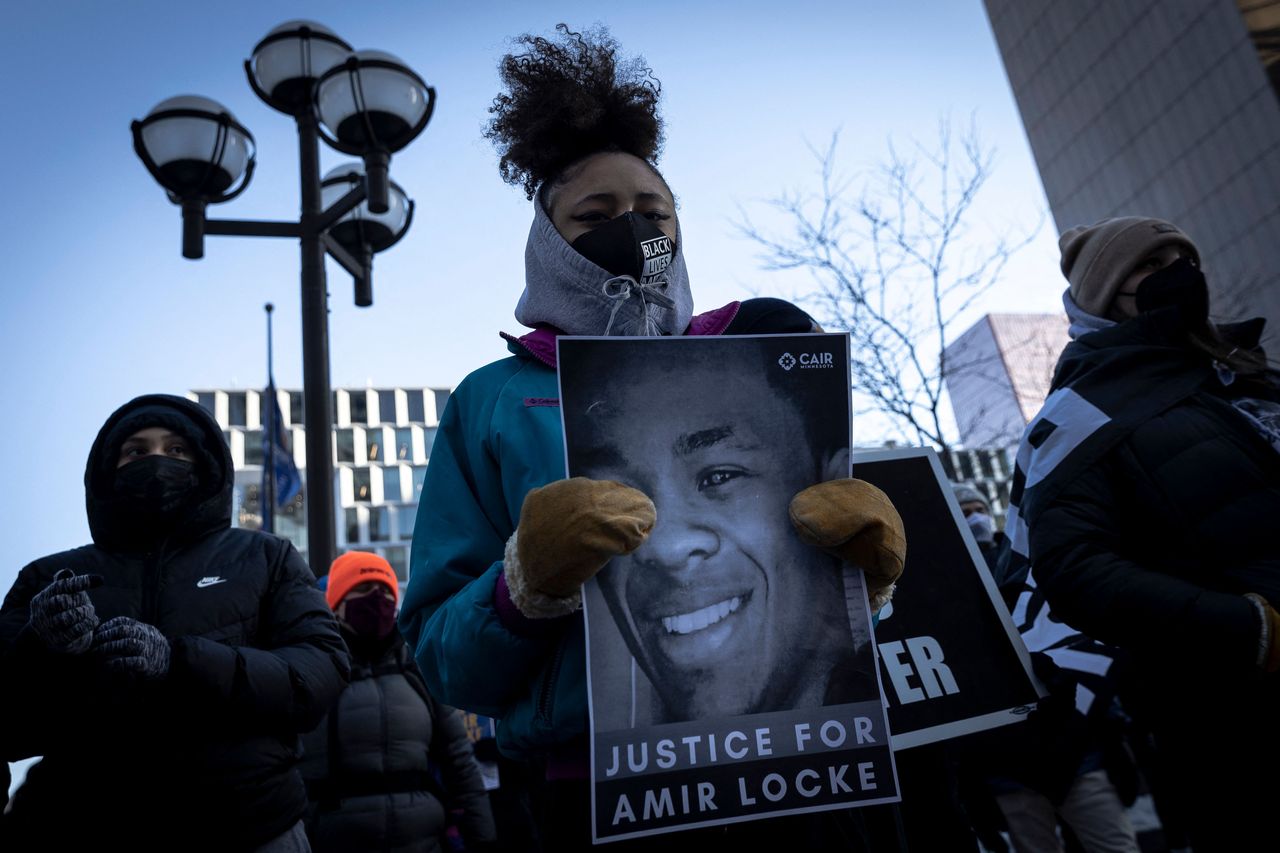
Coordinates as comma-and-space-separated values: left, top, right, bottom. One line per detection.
238, 483, 261, 529
214, 387, 451, 564
353, 467, 372, 502
349, 392, 368, 424
272, 490, 306, 547
1238, 0, 1280, 100
370, 506, 392, 541
345, 507, 361, 544
406, 390, 425, 423
228, 392, 247, 427
397, 505, 415, 540
383, 544, 408, 580
979, 453, 995, 478
383, 466, 402, 502
336, 429, 355, 464
433, 390, 451, 421
244, 430, 263, 466
378, 390, 397, 424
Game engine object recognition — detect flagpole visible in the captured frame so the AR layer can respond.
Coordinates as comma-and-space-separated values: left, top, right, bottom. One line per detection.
264, 302, 277, 534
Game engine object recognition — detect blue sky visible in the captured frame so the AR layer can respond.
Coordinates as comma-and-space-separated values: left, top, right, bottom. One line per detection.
0, 1, 1065, 595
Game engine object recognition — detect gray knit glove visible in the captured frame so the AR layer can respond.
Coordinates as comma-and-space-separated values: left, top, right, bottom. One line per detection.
93, 616, 171, 679
27, 569, 103, 654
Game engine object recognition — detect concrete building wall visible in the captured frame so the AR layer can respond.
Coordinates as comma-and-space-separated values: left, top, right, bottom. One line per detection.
943, 313, 1069, 448
944, 318, 1026, 448
984, 0, 1280, 342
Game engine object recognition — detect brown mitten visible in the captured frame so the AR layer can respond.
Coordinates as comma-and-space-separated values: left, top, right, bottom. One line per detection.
789, 478, 906, 610
505, 478, 656, 618
1245, 593, 1280, 672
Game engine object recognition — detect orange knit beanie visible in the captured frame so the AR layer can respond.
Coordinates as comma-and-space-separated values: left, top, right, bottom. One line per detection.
326, 551, 399, 609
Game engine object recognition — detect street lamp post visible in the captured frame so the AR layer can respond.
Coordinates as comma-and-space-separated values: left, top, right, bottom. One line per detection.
132, 20, 431, 573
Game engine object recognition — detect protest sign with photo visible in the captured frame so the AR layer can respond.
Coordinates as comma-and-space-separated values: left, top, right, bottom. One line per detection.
558, 333, 900, 844
852, 447, 1042, 749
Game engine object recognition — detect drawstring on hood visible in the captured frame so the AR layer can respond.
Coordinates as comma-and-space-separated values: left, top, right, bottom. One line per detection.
516, 190, 694, 336
601, 275, 676, 335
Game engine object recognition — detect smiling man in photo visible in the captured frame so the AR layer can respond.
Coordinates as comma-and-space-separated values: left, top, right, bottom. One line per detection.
562, 336, 878, 724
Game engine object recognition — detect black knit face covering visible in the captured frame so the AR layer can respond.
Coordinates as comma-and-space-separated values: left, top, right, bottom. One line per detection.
570, 211, 674, 285
113, 456, 200, 524
1136, 257, 1208, 328
569, 211, 679, 335
343, 593, 398, 639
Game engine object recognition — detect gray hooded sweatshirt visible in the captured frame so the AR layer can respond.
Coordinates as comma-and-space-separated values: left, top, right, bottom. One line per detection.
515, 192, 694, 336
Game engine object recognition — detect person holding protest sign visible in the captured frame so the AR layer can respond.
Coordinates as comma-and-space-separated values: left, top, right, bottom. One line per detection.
560, 337, 880, 726
398, 24, 906, 851
0, 394, 350, 851
1005, 216, 1280, 852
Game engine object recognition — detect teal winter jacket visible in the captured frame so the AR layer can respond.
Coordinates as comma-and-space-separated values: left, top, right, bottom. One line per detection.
399, 308, 741, 759
399, 345, 577, 758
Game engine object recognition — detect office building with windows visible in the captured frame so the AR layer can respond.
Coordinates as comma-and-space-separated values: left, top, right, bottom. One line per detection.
938, 446, 1016, 527
983, 0, 1280, 338
188, 386, 450, 579
942, 312, 1069, 449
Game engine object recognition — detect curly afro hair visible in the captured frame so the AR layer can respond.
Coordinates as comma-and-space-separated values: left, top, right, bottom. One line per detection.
485, 24, 665, 199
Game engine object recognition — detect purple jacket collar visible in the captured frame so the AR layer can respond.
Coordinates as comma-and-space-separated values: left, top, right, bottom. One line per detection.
500, 301, 742, 368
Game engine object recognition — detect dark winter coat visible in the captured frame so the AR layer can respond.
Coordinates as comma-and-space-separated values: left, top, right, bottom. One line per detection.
0, 394, 350, 851
1028, 316, 1280, 678
300, 629, 496, 853
1024, 315, 1280, 851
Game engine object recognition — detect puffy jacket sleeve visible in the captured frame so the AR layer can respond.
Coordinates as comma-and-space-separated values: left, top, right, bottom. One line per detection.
399, 361, 566, 717
168, 540, 351, 732
1029, 448, 1260, 672
429, 700, 497, 846
0, 560, 101, 760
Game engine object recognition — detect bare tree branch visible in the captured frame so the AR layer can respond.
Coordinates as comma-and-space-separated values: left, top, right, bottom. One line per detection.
736, 118, 1041, 454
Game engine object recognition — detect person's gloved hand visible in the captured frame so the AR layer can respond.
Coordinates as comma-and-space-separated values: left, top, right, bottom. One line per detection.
27, 569, 104, 654
505, 477, 656, 618
789, 478, 906, 610
93, 616, 171, 679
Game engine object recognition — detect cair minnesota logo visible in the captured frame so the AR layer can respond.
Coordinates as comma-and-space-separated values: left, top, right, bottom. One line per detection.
779, 351, 834, 371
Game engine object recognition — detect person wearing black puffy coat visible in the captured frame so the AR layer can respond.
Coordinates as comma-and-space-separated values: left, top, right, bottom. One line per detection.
1015, 217, 1280, 852
0, 394, 350, 852
301, 551, 495, 853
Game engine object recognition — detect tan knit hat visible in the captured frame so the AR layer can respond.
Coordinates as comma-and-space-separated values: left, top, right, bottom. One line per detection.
1058, 217, 1199, 316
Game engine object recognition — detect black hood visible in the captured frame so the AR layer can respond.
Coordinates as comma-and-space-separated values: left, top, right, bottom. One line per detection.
85, 394, 233, 551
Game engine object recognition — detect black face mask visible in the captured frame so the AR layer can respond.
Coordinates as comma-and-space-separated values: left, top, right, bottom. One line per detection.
113, 456, 200, 523
571, 212, 675, 285
342, 593, 398, 639
1134, 256, 1208, 328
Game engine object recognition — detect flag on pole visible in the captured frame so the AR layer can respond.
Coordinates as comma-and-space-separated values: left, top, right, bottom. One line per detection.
262, 383, 302, 531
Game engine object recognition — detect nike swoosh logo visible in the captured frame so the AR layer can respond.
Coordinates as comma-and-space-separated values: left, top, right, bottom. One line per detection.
196, 577, 227, 588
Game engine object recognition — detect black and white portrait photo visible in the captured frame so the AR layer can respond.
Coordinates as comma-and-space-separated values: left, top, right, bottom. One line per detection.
558, 334, 899, 842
